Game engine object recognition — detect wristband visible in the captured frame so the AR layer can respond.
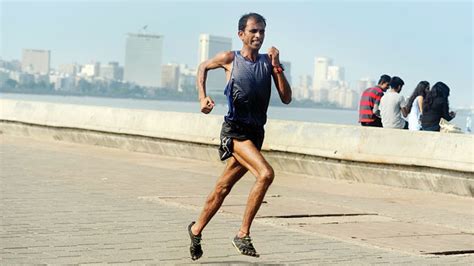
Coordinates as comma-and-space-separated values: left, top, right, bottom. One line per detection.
273, 64, 284, 74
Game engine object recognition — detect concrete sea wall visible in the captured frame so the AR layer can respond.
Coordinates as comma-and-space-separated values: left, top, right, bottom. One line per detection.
1, 99, 473, 196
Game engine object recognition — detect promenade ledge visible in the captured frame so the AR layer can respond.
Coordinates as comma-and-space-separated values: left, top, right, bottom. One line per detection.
1, 99, 473, 197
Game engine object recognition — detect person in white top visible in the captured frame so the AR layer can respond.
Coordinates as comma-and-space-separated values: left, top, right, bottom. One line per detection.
405, 81, 430, 131
380, 76, 408, 129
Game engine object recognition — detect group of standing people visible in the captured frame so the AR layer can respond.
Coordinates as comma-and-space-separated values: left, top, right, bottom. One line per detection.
358, 74, 456, 131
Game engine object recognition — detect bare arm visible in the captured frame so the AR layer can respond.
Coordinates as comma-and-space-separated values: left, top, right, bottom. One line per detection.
399, 95, 408, 117
401, 107, 409, 117
196, 51, 234, 113
418, 96, 423, 114
268, 47, 292, 104
373, 100, 381, 118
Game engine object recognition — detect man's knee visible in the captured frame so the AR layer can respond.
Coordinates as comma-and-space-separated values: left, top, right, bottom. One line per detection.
258, 167, 274, 185
215, 182, 233, 197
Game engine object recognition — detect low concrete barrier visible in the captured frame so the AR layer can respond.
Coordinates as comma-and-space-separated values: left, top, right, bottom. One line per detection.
1, 99, 473, 196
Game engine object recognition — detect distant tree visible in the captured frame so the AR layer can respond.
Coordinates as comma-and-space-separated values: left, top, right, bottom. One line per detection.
129, 85, 145, 98
182, 85, 198, 96
35, 80, 53, 91
4, 79, 18, 89
19, 79, 35, 89
77, 79, 93, 94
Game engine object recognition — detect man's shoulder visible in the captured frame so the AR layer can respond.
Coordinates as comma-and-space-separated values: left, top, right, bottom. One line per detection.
364, 86, 383, 95
220, 50, 235, 63
373, 86, 383, 93
385, 91, 399, 98
366, 86, 381, 91
208, 50, 235, 65
390, 92, 404, 103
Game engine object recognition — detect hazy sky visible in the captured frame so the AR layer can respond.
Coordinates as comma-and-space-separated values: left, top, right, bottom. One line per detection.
1, 0, 473, 107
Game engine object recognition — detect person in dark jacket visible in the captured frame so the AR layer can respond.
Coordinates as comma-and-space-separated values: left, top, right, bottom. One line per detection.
421, 82, 456, 131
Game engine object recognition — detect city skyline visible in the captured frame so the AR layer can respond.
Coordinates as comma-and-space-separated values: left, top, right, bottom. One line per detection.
1, 1, 472, 107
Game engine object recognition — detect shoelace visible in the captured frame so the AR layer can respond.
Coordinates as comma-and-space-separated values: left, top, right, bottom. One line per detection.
241, 236, 255, 247
191, 235, 201, 246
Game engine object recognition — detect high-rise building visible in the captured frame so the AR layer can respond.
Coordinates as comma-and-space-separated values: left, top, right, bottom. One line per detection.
344, 89, 359, 109
358, 78, 375, 93
299, 74, 312, 90
297, 74, 312, 100
100, 62, 123, 81
124, 33, 163, 87
179, 64, 197, 92
328, 87, 346, 107
80, 62, 100, 77
161, 63, 180, 90
327, 66, 345, 81
22, 49, 50, 74
59, 63, 81, 77
280, 60, 292, 86
198, 34, 232, 95
313, 57, 332, 89
312, 57, 332, 102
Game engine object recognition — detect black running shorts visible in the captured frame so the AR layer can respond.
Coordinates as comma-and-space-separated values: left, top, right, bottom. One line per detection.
218, 120, 265, 161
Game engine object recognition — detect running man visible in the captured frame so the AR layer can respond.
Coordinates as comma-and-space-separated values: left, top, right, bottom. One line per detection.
188, 13, 292, 260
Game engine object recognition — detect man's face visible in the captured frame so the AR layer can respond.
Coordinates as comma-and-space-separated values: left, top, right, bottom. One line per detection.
380, 82, 390, 91
238, 18, 265, 50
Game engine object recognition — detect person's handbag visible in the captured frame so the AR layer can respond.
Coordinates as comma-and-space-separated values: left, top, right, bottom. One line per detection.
439, 118, 462, 133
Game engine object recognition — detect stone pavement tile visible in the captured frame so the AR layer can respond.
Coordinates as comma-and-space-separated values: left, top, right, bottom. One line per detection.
302, 221, 464, 238
372, 234, 474, 254
5, 255, 101, 265
0, 258, 33, 264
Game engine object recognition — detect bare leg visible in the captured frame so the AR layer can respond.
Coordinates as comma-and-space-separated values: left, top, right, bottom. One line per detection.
232, 139, 274, 237
191, 157, 247, 235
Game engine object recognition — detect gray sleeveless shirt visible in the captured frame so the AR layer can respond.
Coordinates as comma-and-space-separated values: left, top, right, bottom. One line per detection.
224, 51, 273, 127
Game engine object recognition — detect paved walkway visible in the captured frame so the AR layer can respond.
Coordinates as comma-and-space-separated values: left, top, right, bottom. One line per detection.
1, 135, 473, 265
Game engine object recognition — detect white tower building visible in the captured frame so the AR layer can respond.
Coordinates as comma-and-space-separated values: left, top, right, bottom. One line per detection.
124, 33, 163, 87
198, 34, 232, 95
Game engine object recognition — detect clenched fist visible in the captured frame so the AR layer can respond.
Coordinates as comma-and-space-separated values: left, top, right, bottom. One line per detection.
200, 96, 215, 114
267, 46, 280, 67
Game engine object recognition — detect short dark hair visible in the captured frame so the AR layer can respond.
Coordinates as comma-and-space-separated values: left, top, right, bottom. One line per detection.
378, 74, 391, 85
390, 76, 405, 89
238, 13, 266, 31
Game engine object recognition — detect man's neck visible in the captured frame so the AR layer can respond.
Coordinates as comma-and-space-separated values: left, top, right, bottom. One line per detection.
376, 85, 386, 91
240, 47, 259, 62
